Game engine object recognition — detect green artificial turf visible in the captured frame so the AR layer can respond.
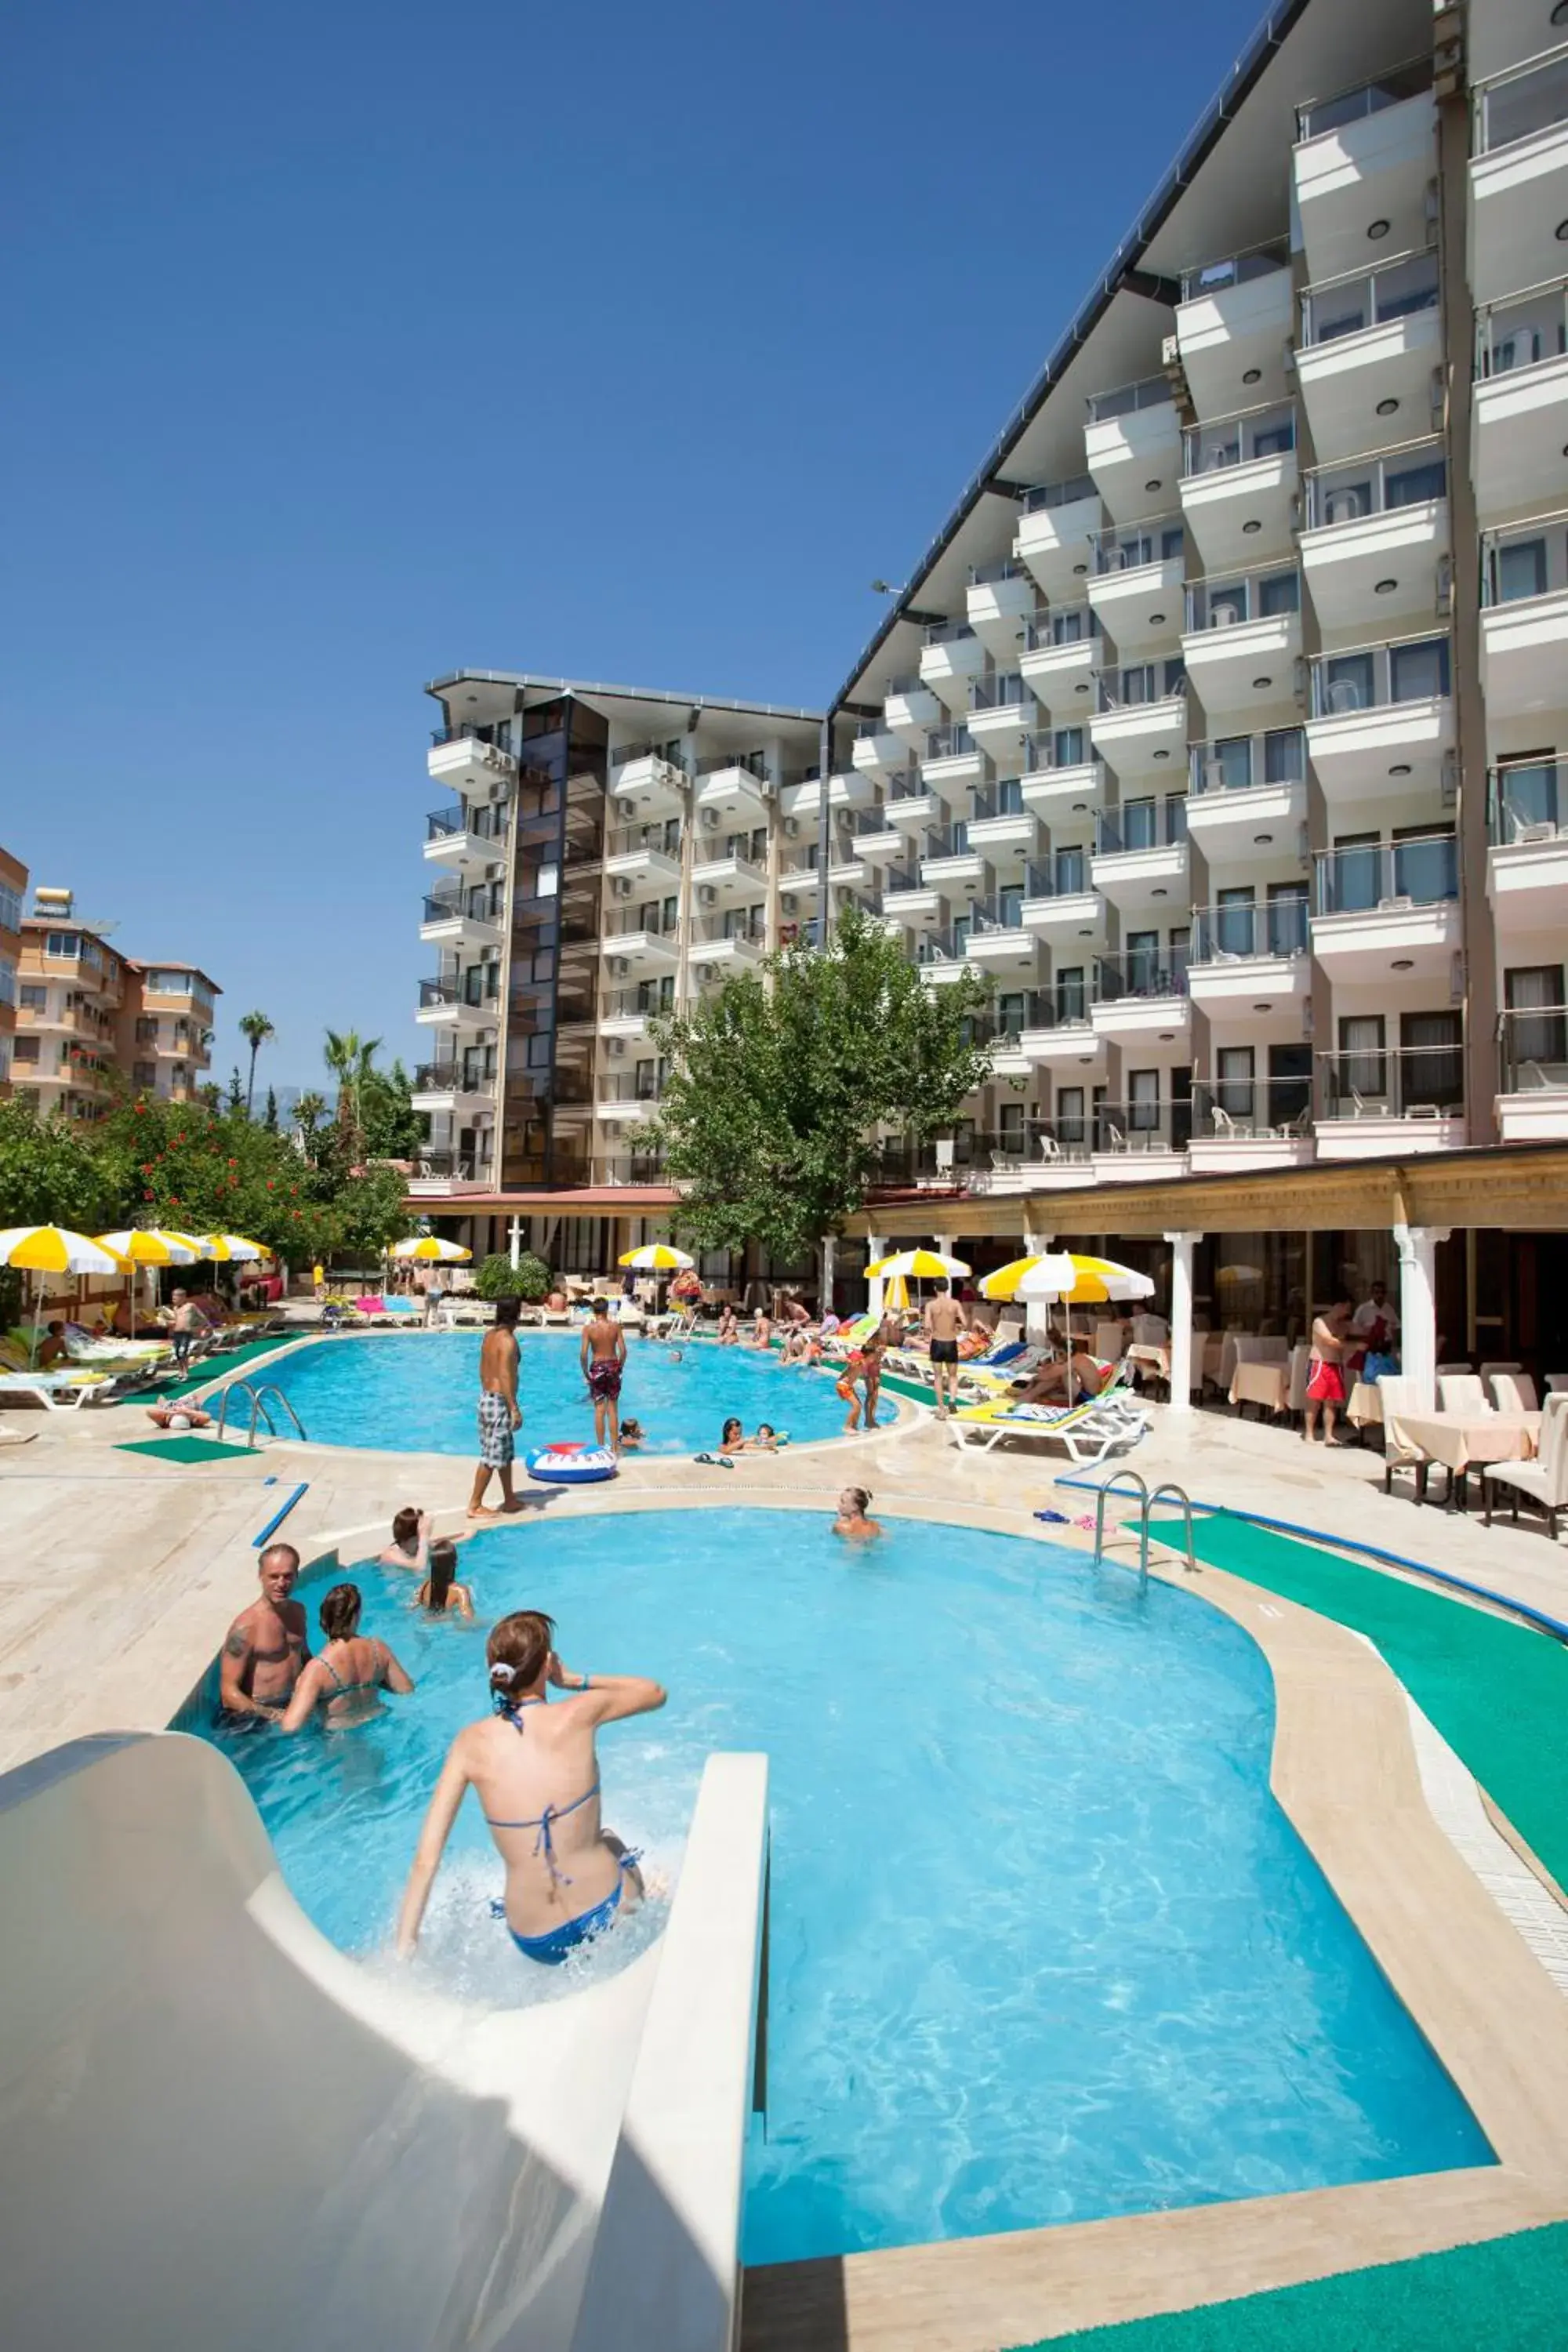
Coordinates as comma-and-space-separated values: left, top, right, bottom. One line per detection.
103, 1330, 301, 1404
1145, 1509, 1568, 1890
114, 1435, 261, 1463
1006, 2219, 1568, 2349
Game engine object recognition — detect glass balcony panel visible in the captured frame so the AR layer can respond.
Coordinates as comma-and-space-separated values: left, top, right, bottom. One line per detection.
1183, 402, 1296, 474
1022, 473, 1097, 514
1086, 375, 1172, 423
1479, 48, 1568, 154
1312, 635, 1450, 714
1179, 241, 1291, 301
1490, 760, 1565, 840
1500, 1003, 1568, 1084
1316, 833, 1457, 911
1296, 55, 1432, 140
1477, 283, 1568, 376
1319, 1041, 1465, 1116
1301, 250, 1439, 347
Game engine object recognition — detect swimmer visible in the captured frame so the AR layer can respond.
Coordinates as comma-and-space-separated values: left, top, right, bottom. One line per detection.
397, 1609, 666, 1966
716, 1307, 739, 1346
279, 1583, 414, 1731
753, 1422, 786, 1451
413, 1538, 475, 1621
220, 1545, 310, 1718
376, 1506, 472, 1572
832, 1486, 882, 1541
750, 1308, 772, 1350
580, 1296, 626, 1454
619, 1417, 645, 1451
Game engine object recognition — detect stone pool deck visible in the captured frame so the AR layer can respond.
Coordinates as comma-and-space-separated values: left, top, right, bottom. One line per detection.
4, 1338, 1568, 2347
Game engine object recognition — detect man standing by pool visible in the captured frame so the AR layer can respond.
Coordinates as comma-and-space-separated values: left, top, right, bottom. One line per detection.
581, 1297, 626, 1454
922, 1279, 968, 1421
220, 1544, 309, 1717
469, 1296, 523, 1518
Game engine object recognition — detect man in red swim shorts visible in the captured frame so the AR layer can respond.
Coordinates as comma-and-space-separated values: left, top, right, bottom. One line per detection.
580, 1298, 627, 1454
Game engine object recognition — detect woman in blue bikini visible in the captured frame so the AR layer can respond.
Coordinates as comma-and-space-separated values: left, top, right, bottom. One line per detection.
396, 1608, 666, 1966
279, 1584, 415, 1732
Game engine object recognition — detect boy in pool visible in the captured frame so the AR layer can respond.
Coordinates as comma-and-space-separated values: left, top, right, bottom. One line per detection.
832, 1486, 882, 1540
619, 1417, 645, 1450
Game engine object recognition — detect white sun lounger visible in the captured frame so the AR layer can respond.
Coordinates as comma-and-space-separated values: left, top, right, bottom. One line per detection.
947, 1393, 1149, 1467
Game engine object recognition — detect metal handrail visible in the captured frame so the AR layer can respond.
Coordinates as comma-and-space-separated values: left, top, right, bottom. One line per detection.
1093, 1469, 1151, 1578
213, 1379, 307, 1447
1145, 1483, 1200, 1574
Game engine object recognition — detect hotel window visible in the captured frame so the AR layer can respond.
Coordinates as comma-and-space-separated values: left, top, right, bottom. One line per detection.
20, 983, 45, 1011
0, 958, 13, 1007
1216, 1046, 1255, 1119
1127, 1069, 1161, 1134
13, 1035, 39, 1063
1505, 965, 1567, 1069
1055, 966, 1087, 1023
1338, 1014, 1386, 1102
44, 931, 79, 958
0, 884, 20, 932
999, 1101, 1027, 1150
1056, 1085, 1086, 1145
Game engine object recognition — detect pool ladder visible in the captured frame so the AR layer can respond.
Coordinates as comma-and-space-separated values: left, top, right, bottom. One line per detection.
1091, 1470, 1200, 1581
212, 1380, 308, 1448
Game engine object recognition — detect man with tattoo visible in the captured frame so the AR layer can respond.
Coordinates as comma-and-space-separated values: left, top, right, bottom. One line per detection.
220, 1544, 310, 1718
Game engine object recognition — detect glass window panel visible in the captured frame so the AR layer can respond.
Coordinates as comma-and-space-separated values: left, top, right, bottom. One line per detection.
1497, 539, 1548, 602
1385, 458, 1445, 506
1259, 570, 1301, 615
1263, 728, 1304, 784
1323, 653, 1374, 713
1497, 761, 1559, 831
1123, 800, 1156, 850
1388, 637, 1450, 700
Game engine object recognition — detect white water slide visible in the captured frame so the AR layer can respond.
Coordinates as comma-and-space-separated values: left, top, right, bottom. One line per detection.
0, 1732, 768, 2352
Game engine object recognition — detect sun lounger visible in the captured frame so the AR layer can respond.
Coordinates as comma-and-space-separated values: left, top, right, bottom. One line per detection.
947, 1392, 1149, 1467
0, 1363, 165, 1411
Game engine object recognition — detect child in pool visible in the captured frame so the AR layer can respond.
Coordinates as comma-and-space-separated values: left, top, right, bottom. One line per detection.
412, 1538, 475, 1621
620, 1417, 645, 1450
832, 1486, 882, 1540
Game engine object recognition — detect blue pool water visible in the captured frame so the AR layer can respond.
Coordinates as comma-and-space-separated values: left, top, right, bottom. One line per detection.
204, 1508, 1489, 2265
249, 1329, 857, 1456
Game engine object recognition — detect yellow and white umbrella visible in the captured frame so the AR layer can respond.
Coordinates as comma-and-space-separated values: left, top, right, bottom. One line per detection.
200, 1233, 267, 1262
96, 1228, 206, 1338
617, 1243, 694, 1271
981, 1251, 1154, 1306
866, 1247, 971, 1282
390, 1235, 473, 1263
0, 1226, 129, 1363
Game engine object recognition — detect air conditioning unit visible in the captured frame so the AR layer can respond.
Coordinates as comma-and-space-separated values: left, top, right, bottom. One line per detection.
615, 797, 638, 822
696, 963, 717, 983
612, 875, 635, 898
607, 1037, 626, 1058
488, 778, 511, 803
784, 817, 800, 837
780, 893, 798, 916
700, 808, 721, 829
698, 884, 719, 907
611, 956, 631, 979
1208, 602, 1240, 630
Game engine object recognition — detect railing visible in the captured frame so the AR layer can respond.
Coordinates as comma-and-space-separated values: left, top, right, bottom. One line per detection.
599, 1073, 662, 1105
1301, 435, 1446, 528
1309, 631, 1450, 716
1182, 401, 1296, 476
1315, 832, 1457, 913
1096, 799, 1187, 854
1086, 374, 1172, 424
969, 557, 1029, 585
421, 884, 503, 925
1300, 248, 1439, 347
1185, 565, 1300, 630
603, 987, 673, 1022
970, 894, 1028, 935
1192, 898, 1309, 962
968, 673, 1030, 710
695, 750, 769, 780
1480, 510, 1568, 606
606, 820, 683, 859
1021, 472, 1097, 516
1088, 515, 1185, 573
972, 993, 1052, 1040
612, 742, 690, 775
430, 721, 516, 757
692, 914, 765, 946
605, 907, 676, 938
1022, 734, 1096, 776
886, 771, 932, 803
924, 824, 971, 861
971, 779, 1026, 819
1319, 1042, 1464, 1118
694, 842, 766, 878
1296, 53, 1432, 141
593, 1153, 667, 1185
881, 866, 924, 896
1085, 1100, 1192, 1151
924, 726, 976, 760
1189, 1079, 1312, 1138
1022, 989, 1093, 1030
426, 804, 464, 840
1475, 43, 1568, 155
854, 808, 897, 838
1189, 727, 1306, 793
915, 932, 964, 965
1475, 278, 1568, 378
1488, 759, 1568, 844
1179, 239, 1291, 302
884, 671, 925, 697
1024, 853, 1092, 898
922, 619, 978, 648
418, 978, 461, 1009
1024, 605, 1099, 651
1499, 1004, 1568, 1091
1096, 660, 1188, 710
426, 802, 506, 843
1094, 954, 1189, 1004
413, 1060, 495, 1094
855, 717, 895, 739
416, 1150, 491, 1182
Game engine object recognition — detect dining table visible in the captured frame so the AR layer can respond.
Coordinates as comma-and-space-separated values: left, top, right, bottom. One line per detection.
1229, 1359, 1291, 1417
1392, 1409, 1541, 1509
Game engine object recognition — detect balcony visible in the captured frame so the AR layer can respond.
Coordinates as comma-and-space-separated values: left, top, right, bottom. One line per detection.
603, 819, 683, 890
693, 753, 773, 821
1181, 566, 1301, 719
1018, 997, 1106, 1076
919, 622, 988, 711
1088, 1098, 1190, 1181
408, 1152, 494, 1198
851, 719, 906, 779
880, 773, 946, 836
1305, 632, 1453, 805
921, 724, 985, 796
688, 915, 764, 979
596, 1073, 662, 1126
423, 803, 505, 871
1174, 245, 1294, 419
1316, 1041, 1465, 1156
1091, 801, 1189, 912
967, 559, 1040, 661
419, 880, 503, 950
965, 672, 1033, 763
1480, 512, 1568, 717
1299, 437, 1448, 628
1187, 898, 1310, 1018
920, 822, 990, 898
1293, 60, 1436, 285
1085, 517, 1185, 652
602, 913, 680, 975
1021, 855, 1105, 948
1014, 474, 1102, 599
966, 779, 1038, 862
850, 808, 907, 865
411, 1059, 495, 1111
1473, 280, 1568, 511
777, 768, 872, 826
1487, 760, 1568, 926
1472, 48, 1568, 306
1312, 833, 1459, 979
609, 746, 689, 820
1187, 1080, 1315, 1174
1497, 1003, 1568, 1141
1089, 664, 1189, 774
778, 862, 820, 920
1083, 376, 1182, 523
1296, 250, 1442, 466
913, 931, 975, 985
1019, 606, 1102, 711
964, 895, 1044, 975
1185, 729, 1307, 862
417, 976, 495, 1029
1179, 403, 1297, 569
428, 727, 518, 800
1091, 953, 1191, 1044
881, 867, 949, 931
883, 674, 943, 746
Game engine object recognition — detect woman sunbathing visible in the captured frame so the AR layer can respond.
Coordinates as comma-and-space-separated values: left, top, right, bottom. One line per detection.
1012, 1352, 1115, 1406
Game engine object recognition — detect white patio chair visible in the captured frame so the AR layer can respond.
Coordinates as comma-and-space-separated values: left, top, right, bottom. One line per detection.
1483, 1392, 1568, 1536
1439, 1373, 1489, 1416
1490, 1371, 1539, 1414
1375, 1374, 1425, 1499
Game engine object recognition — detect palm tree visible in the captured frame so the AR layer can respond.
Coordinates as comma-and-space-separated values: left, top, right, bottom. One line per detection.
323, 1029, 382, 1153
294, 1090, 327, 1133
238, 1011, 275, 1116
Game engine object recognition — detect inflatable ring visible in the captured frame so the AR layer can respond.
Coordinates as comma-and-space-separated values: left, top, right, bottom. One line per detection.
526, 1443, 618, 1485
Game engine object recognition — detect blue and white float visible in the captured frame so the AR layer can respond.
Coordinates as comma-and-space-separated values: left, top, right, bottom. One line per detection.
524, 1443, 618, 1485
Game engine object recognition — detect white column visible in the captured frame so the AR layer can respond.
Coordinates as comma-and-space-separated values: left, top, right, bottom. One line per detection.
821, 1231, 838, 1321
1163, 1230, 1200, 1414
1022, 1225, 1054, 1345
508, 1214, 522, 1271
1394, 1222, 1449, 1412
865, 1234, 886, 1321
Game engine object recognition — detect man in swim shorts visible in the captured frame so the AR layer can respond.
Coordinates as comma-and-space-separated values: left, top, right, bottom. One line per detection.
922, 1279, 968, 1420
580, 1298, 626, 1454
469, 1296, 523, 1518
220, 1544, 309, 1718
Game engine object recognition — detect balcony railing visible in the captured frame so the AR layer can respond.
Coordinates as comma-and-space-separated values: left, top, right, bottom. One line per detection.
426, 802, 506, 844
1296, 53, 1432, 142
1500, 1004, 1568, 1091
853, 809, 897, 840
968, 673, 1030, 711
970, 894, 1028, 936
1189, 727, 1306, 794
607, 819, 684, 859
1022, 733, 1096, 776
1088, 516, 1185, 573
418, 978, 460, 1010
593, 1153, 666, 1185
413, 1060, 494, 1094
923, 620, 978, 648
881, 866, 925, 896
1095, 799, 1187, 854
1475, 278, 1568, 378
695, 750, 769, 780
599, 1073, 663, 1105
1178, 239, 1291, 303
603, 986, 672, 1022
1024, 606, 1099, 652
970, 557, 1030, 586
692, 914, 765, 946
1094, 953, 1189, 1004
1021, 472, 1097, 516
1475, 43, 1568, 155
971, 780, 1027, 820
1192, 898, 1309, 962
1182, 401, 1296, 477
1190, 1080, 1312, 1139
605, 907, 677, 938
886, 771, 932, 803
1480, 510, 1568, 606
1488, 759, 1568, 844
1315, 832, 1458, 913
612, 741, 690, 775
855, 717, 895, 739
915, 932, 966, 966
1024, 853, 1093, 899
1301, 435, 1446, 528
925, 726, 976, 761
1300, 249, 1439, 347
1086, 374, 1172, 424
1309, 631, 1450, 717
422, 883, 503, 925
416, 1152, 492, 1184
1185, 565, 1300, 630
1319, 1041, 1464, 1118
1096, 660, 1188, 710
1089, 1101, 1192, 1152
430, 722, 516, 757
921, 824, 971, 862
967, 994, 1052, 1044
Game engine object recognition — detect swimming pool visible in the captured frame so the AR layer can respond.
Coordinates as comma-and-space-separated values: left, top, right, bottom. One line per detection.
245, 1329, 859, 1456
204, 1507, 1488, 2267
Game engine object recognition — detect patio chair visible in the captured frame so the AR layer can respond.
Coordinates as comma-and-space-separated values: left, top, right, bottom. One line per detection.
1490, 1371, 1538, 1414
1374, 1375, 1425, 1498
948, 1390, 1149, 1468
1287, 1342, 1312, 1421
1483, 1393, 1568, 1534
1435, 1362, 1473, 1377
1439, 1372, 1490, 1416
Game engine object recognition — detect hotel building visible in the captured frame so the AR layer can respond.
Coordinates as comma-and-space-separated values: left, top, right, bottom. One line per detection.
0, 846, 25, 1095
12, 889, 220, 1116
413, 0, 1568, 1374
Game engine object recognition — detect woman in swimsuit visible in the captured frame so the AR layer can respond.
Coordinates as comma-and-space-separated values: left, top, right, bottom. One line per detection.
279, 1584, 415, 1732
412, 1538, 475, 1621
832, 1486, 882, 1540
397, 1610, 666, 1966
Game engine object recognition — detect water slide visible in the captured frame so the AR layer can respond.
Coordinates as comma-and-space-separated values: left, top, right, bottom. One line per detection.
0, 1731, 768, 2352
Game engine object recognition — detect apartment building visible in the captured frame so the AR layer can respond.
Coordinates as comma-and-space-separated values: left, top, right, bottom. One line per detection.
13, 890, 219, 1116
117, 961, 222, 1104
0, 846, 25, 1095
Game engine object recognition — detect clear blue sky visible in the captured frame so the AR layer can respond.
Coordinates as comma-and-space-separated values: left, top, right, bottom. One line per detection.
3, 0, 1266, 1094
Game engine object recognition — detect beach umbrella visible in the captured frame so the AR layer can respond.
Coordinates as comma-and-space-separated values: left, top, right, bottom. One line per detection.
979, 1253, 1076, 1304
989, 1252, 1155, 1403
96, 1227, 205, 1339
390, 1236, 473, 1262
617, 1243, 694, 1271
865, 1247, 970, 1281
0, 1226, 129, 1363
200, 1233, 266, 1261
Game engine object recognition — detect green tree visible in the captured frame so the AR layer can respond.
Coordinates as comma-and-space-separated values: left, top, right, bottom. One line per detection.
649, 904, 993, 1263
225, 1068, 245, 1114
263, 1086, 278, 1132
324, 1029, 383, 1156
293, 1090, 327, 1140
238, 1011, 275, 1116
0, 1097, 119, 1232
473, 1250, 552, 1303
360, 1057, 426, 1161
